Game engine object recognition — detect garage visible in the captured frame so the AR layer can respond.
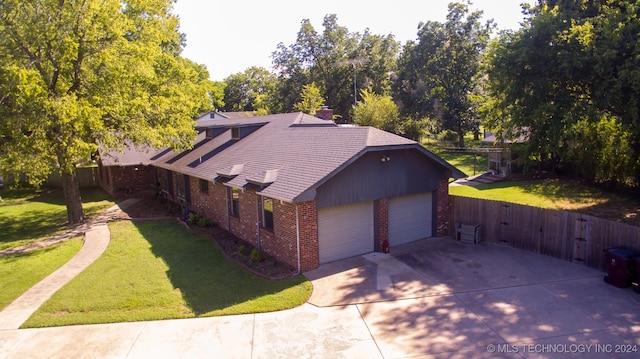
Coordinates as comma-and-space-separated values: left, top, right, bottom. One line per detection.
318, 201, 374, 263
389, 192, 433, 246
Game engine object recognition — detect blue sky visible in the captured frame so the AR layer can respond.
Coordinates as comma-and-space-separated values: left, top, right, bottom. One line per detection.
173, 1, 527, 81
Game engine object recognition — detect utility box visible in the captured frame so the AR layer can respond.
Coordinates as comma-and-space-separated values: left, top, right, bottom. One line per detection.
603, 247, 640, 288
457, 223, 482, 244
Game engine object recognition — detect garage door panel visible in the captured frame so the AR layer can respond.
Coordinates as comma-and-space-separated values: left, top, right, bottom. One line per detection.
318, 201, 374, 263
389, 192, 432, 246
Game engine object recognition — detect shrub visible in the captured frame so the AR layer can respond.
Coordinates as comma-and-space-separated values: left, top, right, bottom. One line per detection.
437, 129, 458, 143
251, 248, 265, 262
238, 245, 247, 255
188, 213, 199, 225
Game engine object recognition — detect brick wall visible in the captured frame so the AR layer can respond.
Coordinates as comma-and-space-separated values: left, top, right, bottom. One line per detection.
184, 180, 321, 271
435, 179, 451, 236
375, 199, 389, 251
257, 200, 319, 271
97, 164, 155, 197
229, 190, 259, 245
188, 178, 228, 228
297, 201, 319, 271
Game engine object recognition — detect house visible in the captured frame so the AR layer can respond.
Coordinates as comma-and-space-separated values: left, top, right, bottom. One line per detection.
195, 110, 256, 122
97, 112, 465, 271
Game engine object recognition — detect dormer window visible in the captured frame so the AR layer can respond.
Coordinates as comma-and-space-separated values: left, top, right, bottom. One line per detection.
231, 127, 240, 140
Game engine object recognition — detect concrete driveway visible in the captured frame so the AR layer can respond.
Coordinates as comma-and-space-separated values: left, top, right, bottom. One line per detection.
305, 237, 640, 358
2, 237, 639, 358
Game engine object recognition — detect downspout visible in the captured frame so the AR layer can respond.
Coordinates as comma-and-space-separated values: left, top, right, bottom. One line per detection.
256, 196, 261, 250
225, 187, 230, 230
295, 205, 301, 275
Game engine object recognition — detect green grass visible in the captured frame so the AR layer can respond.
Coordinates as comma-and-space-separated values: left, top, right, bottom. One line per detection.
0, 187, 116, 250
23, 220, 312, 328
450, 178, 640, 225
0, 238, 83, 310
423, 133, 490, 177
431, 149, 488, 177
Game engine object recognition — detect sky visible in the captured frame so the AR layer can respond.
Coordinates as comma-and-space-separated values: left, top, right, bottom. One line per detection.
173, 1, 528, 81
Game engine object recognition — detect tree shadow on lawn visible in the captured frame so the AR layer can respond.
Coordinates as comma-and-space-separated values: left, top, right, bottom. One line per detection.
0, 208, 68, 248
0, 188, 113, 248
133, 220, 302, 316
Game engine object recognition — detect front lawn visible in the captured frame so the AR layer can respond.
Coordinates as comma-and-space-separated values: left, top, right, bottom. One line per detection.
0, 238, 83, 310
23, 220, 312, 328
0, 187, 116, 250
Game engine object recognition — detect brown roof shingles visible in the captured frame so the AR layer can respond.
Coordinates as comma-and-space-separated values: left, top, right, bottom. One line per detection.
101, 112, 464, 203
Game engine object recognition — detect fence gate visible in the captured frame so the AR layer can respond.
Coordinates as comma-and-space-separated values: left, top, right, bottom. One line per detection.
573, 215, 588, 264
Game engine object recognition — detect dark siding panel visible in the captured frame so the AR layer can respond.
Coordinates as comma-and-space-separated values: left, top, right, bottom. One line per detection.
316, 149, 448, 208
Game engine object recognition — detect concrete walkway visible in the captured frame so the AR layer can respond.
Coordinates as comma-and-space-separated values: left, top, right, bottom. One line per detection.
0, 199, 140, 329
450, 172, 504, 186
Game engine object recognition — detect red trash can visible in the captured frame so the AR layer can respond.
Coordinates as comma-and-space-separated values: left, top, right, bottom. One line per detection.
603, 248, 640, 288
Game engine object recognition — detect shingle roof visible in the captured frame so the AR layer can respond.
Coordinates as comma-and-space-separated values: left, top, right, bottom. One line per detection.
99, 142, 158, 166
103, 112, 464, 202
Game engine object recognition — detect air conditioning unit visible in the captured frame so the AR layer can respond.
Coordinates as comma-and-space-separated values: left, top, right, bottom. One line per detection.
456, 223, 482, 244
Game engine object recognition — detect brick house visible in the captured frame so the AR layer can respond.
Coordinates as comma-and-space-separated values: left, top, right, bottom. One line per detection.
98, 112, 464, 272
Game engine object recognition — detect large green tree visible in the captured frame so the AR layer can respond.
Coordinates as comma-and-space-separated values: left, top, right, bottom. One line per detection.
222, 66, 279, 114
0, 0, 212, 224
293, 82, 325, 115
483, 0, 640, 185
351, 89, 401, 133
394, 1, 494, 147
272, 14, 399, 121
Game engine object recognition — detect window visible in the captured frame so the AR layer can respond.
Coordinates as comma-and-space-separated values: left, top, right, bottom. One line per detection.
230, 188, 240, 217
199, 179, 209, 194
231, 127, 240, 140
159, 169, 168, 193
262, 197, 274, 230
176, 174, 186, 199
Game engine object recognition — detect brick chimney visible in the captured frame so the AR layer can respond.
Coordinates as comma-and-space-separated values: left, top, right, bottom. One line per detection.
315, 106, 333, 121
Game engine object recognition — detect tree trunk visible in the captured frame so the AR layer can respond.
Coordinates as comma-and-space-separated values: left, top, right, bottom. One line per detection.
456, 126, 465, 148
62, 170, 85, 225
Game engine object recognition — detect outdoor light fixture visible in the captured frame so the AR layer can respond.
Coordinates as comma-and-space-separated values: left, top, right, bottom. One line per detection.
380, 155, 391, 163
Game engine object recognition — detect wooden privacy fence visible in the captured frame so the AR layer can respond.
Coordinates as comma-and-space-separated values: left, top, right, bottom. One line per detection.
451, 195, 640, 271
46, 167, 98, 188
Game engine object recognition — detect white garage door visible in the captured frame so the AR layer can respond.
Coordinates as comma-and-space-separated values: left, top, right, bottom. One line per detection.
318, 201, 374, 263
389, 192, 433, 246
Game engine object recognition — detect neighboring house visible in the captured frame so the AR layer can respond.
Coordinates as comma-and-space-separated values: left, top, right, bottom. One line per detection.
480, 130, 529, 146
196, 110, 229, 121
98, 112, 465, 271
195, 110, 256, 122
